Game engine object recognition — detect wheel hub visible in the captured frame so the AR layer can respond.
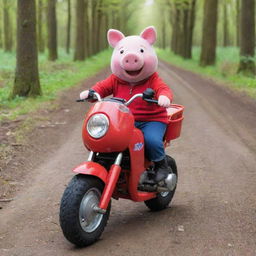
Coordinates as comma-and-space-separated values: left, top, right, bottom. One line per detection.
160, 191, 170, 197
79, 188, 103, 233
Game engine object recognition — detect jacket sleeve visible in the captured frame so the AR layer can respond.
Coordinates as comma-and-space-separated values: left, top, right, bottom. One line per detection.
152, 74, 173, 102
91, 75, 114, 98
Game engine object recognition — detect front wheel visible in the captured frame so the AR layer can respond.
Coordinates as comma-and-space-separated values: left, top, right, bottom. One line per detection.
59, 175, 110, 247
144, 155, 178, 211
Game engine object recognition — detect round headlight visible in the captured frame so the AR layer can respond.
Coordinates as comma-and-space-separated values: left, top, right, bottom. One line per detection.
87, 114, 109, 139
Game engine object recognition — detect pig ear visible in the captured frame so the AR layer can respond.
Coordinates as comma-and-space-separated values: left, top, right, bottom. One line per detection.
107, 29, 125, 48
140, 26, 157, 45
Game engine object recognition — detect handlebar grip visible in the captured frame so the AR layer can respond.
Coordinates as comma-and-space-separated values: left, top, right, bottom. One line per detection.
76, 89, 96, 102
144, 98, 158, 104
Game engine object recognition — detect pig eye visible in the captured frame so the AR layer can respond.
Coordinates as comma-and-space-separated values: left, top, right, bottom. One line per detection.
140, 49, 144, 53
120, 50, 124, 54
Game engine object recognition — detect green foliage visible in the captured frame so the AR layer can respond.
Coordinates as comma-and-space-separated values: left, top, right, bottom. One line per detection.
157, 47, 256, 98
0, 49, 112, 121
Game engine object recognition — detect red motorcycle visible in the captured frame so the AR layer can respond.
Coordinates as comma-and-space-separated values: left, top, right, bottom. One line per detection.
59, 89, 184, 247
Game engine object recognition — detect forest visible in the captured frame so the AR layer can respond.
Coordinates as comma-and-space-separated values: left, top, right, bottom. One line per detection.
1, 2, 256, 253
0, 0, 255, 117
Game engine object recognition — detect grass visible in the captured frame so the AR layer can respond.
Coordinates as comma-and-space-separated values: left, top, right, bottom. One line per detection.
0, 49, 112, 121
157, 47, 256, 99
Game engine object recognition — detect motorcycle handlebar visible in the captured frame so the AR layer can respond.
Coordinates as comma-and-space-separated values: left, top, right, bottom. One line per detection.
76, 88, 158, 105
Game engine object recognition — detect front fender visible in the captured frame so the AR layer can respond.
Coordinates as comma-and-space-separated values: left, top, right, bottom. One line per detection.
73, 162, 108, 184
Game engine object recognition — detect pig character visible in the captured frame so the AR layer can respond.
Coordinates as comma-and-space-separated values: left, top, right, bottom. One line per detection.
80, 27, 173, 183
108, 26, 158, 84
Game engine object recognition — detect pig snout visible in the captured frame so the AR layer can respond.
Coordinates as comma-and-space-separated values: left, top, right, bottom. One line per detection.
121, 53, 144, 71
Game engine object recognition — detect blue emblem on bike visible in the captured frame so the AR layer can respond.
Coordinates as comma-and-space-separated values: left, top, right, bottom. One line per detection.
134, 142, 144, 151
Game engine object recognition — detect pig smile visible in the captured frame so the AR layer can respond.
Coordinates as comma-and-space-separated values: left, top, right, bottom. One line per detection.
125, 67, 143, 77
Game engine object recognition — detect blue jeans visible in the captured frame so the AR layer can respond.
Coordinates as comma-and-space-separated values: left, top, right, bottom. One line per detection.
135, 121, 167, 162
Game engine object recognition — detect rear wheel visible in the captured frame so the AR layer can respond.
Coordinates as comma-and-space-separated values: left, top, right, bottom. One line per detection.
144, 155, 178, 211
59, 175, 110, 247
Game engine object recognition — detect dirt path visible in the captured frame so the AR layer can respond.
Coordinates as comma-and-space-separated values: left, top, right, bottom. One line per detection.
1, 61, 256, 256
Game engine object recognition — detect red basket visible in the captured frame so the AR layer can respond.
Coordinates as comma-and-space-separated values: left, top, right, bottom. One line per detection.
164, 104, 184, 143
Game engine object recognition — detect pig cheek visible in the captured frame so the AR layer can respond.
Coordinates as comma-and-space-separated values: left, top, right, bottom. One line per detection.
111, 58, 124, 76
143, 55, 158, 75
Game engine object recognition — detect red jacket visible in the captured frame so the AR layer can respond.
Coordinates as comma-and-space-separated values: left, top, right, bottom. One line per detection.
92, 72, 173, 124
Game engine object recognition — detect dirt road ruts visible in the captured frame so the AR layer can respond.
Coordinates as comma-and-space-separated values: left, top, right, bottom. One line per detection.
0, 61, 256, 256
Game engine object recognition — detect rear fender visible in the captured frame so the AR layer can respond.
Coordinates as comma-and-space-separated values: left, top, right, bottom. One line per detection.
73, 162, 108, 184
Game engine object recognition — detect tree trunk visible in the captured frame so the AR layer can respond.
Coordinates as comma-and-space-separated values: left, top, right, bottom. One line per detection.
3, 0, 12, 52
96, 0, 103, 53
200, 0, 218, 66
238, 0, 255, 76
180, 2, 189, 57
99, 11, 106, 51
0, 16, 2, 49
171, 5, 181, 54
12, 0, 41, 98
87, 0, 93, 57
162, 8, 166, 49
223, 2, 229, 47
91, 0, 98, 54
84, 0, 90, 58
74, 0, 86, 61
113, 10, 121, 30
47, 0, 58, 61
38, 0, 45, 53
103, 12, 110, 49
185, 0, 196, 59
66, 0, 71, 54
170, 3, 176, 51
236, 0, 240, 47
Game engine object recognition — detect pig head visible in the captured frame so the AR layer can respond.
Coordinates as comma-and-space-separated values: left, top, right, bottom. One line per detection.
107, 26, 158, 83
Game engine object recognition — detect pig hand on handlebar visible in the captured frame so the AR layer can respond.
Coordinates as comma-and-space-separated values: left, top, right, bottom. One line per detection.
79, 90, 90, 100
158, 95, 171, 108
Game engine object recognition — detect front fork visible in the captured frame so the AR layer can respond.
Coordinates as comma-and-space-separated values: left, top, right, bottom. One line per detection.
92, 152, 123, 213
